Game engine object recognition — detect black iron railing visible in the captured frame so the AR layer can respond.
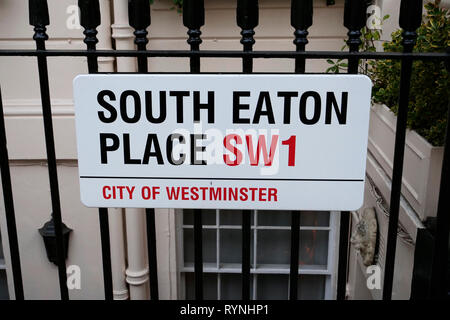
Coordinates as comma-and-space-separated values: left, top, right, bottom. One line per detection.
0, 0, 448, 301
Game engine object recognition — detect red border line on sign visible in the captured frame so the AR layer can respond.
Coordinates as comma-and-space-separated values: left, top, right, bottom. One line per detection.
79, 176, 364, 182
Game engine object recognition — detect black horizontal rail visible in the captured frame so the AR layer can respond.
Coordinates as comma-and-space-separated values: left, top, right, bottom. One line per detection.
0, 49, 447, 61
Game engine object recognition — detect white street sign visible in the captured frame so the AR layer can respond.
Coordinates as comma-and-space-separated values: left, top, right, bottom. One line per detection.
73, 74, 372, 210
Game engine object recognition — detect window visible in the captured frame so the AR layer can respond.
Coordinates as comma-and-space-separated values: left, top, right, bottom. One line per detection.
178, 210, 339, 300
0, 228, 9, 300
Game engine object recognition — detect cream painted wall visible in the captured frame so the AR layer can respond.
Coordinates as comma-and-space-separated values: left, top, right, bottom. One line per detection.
0, 164, 106, 299
0, 0, 349, 299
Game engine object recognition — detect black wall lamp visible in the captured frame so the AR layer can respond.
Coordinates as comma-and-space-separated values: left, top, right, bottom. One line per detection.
326, 0, 336, 6
39, 214, 72, 265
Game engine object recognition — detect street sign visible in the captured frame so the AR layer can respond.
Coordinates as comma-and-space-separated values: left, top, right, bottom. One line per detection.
73, 74, 372, 210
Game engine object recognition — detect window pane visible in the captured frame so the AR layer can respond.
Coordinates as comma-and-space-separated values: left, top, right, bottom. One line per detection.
300, 211, 329, 227
257, 230, 290, 265
220, 210, 255, 226
256, 211, 330, 227
297, 275, 326, 300
220, 229, 254, 266
219, 210, 242, 226
185, 273, 217, 300
183, 229, 217, 264
220, 229, 241, 264
257, 274, 288, 300
299, 230, 329, 267
257, 210, 290, 226
220, 274, 253, 300
183, 209, 216, 225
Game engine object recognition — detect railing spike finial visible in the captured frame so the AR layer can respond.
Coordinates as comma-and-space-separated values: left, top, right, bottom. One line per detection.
237, 0, 258, 74
183, 0, 205, 30
237, 0, 259, 50
291, 0, 313, 73
78, 0, 101, 49
291, 0, 313, 32
343, 0, 368, 74
237, 0, 259, 30
399, 0, 423, 52
129, 0, 151, 48
29, 0, 49, 43
343, 0, 367, 52
183, 0, 205, 49
183, 0, 205, 74
29, 0, 49, 27
129, 0, 151, 72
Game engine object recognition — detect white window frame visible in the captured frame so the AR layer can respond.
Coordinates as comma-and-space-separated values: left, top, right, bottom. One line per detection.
175, 210, 340, 300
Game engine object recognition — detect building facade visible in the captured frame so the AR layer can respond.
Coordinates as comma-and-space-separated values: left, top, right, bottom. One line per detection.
0, 0, 443, 300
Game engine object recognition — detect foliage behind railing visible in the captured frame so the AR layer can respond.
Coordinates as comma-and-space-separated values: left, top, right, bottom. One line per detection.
371, 1, 449, 146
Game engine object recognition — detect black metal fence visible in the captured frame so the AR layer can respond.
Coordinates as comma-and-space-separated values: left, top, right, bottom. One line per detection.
0, 0, 448, 301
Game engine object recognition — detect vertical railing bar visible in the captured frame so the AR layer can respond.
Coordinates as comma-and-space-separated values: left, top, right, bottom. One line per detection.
252, 211, 257, 299
383, 0, 422, 300
430, 89, 450, 298
98, 208, 113, 300
336, 211, 350, 300
0, 87, 24, 300
216, 209, 220, 270
36, 26, 68, 301
237, 0, 258, 301
129, 0, 159, 300
242, 210, 251, 300
253, 210, 258, 272
430, 49, 450, 298
193, 210, 203, 300
29, 0, 68, 300
78, 0, 113, 300
145, 209, 159, 300
289, 211, 300, 300
183, 0, 205, 300
289, 0, 312, 300
216, 209, 220, 299
382, 56, 413, 300
336, 0, 367, 300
